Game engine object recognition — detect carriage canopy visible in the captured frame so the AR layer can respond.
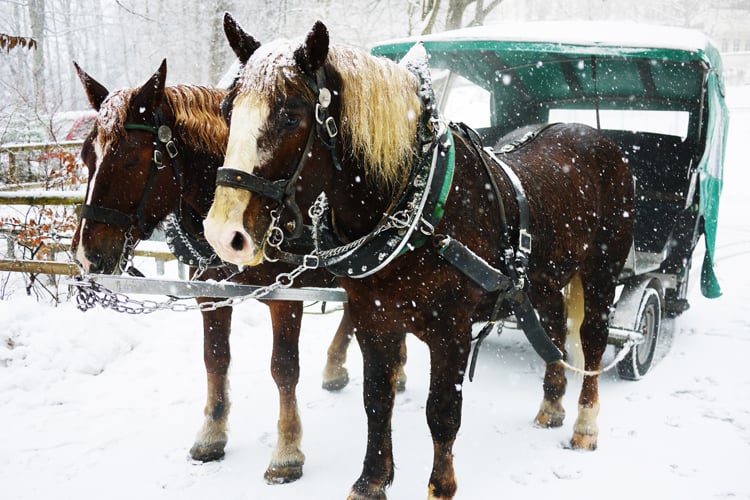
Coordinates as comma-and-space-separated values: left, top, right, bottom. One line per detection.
372, 21, 728, 297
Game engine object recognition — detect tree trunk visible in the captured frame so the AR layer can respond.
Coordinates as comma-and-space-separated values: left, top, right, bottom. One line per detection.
209, 0, 233, 85
421, 0, 442, 35
445, 0, 468, 30
28, 0, 46, 110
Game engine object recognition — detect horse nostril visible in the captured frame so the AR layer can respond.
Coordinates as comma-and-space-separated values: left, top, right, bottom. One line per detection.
230, 232, 246, 252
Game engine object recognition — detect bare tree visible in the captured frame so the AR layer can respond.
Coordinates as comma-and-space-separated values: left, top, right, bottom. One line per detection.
28, 0, 46, 109
421, 0, 507, 34
208, 0, 234, 85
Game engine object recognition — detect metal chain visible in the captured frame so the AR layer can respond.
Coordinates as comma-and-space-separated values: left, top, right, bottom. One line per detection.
306, 193, 407, 261
117, 228, 136, 275
74, 257, 315, 314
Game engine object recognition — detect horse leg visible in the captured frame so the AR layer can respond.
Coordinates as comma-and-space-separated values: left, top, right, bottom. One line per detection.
322, 303, 408, 393
570, 277, 613, 450
347, 330, 404, 500
531, 287, 568, 428
322, 302, 353, 391
424, 323, 472, 500
395, 337, 408, 393
190, 302, 232, 462
264, 300, 306, 483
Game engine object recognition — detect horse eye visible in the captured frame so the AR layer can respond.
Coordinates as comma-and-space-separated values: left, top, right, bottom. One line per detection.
283, 112, 300, 129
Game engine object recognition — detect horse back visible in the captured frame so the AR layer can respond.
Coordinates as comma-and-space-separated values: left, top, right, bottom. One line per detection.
495, 122, 634, 284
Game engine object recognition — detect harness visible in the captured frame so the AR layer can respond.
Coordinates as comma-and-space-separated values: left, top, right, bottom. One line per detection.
437, 123, 563, 376
215, 66, 339, 241
164, 213, 226, 272
214, 53, 562, 369
80, 110, 180, 241
80, 110, 228, 275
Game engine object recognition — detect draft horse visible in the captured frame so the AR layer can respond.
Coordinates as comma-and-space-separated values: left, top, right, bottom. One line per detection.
70, 58, 398, 483
203, 17, 634, 499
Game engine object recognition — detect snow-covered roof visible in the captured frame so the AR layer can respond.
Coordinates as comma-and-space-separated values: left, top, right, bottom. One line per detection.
378, 21, 719, 55
374, 21, 723, 72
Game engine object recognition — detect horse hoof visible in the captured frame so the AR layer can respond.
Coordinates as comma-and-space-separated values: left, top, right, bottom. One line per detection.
190, 441, 226, 462
264, 463, 304, 484
570, 432, 598, 450
322, 370, 350, 391
534, 400, 565, 428
534, 409, 564, 428
346, 488, 387, 500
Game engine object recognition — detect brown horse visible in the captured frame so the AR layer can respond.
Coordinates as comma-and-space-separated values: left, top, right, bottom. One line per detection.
69, 58, 397, 484
202, 16, 634, 499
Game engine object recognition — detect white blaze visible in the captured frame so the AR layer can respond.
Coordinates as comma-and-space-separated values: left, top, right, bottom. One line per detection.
223, 93, 270, 174
75, 138, 107, 271
203, 93, 271, 266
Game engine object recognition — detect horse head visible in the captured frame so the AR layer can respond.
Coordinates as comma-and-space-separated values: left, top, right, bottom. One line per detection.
72, 60, 183, 274
204, 15, 421, 267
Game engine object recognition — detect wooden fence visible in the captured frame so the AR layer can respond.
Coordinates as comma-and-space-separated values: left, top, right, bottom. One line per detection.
0, 188, 179, 276
1, 140, 83, 185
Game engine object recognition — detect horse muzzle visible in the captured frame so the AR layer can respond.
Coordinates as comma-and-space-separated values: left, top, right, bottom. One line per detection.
203, 187, 265, 266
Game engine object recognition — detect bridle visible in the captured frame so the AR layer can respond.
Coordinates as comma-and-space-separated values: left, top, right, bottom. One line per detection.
215, 66, 339, 243
80, 110, 181, 241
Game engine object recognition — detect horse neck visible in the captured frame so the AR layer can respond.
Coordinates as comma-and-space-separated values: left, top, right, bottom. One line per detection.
162, 86, 227, 220
176, 145, 224, 219
325, 154, 397, 242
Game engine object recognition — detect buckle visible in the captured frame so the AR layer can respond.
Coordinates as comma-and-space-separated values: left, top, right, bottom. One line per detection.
165, 140, 178, 158
303, 254, 320, 269
324, 116, 338, 138
518, 229, 532, 254
153, 149, 164, 167
316, 104, 338, 138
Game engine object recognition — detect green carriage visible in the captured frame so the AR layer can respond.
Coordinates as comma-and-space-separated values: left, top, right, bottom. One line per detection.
372, 21, 728, 379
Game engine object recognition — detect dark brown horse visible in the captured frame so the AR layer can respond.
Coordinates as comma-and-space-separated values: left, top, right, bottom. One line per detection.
69, 58, 401, 484
202, 16, 634, 499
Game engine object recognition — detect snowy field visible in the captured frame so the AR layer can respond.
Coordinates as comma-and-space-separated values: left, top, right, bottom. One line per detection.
1, 86, 749, 500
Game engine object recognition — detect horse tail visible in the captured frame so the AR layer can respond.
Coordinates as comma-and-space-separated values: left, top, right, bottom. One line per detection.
564, 273, 585, 376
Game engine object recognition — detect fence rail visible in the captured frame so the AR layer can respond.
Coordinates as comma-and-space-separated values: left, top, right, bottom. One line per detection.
1, 140, 84, 185
0, 190, 85, 205
0, 258, 79, 275
1, 187, 178, 276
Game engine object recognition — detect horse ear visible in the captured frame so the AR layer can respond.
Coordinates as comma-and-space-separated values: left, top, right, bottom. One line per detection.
132, 59, 167, 116
73, 61, 109, 111
223, 12, 260, 65
294, 20, 329, 75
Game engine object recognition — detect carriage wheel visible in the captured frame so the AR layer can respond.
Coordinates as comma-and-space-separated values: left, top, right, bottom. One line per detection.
617, 287, 662, 380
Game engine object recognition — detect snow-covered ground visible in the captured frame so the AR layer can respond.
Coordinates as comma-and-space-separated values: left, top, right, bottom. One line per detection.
1, 86, 749, 500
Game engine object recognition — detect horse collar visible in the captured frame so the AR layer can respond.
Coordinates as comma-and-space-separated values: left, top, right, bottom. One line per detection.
316, 123, 455, 278
164, 211, 227, 272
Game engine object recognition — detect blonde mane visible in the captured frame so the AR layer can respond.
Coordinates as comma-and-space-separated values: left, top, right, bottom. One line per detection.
96, 85, 228, 156
328, 46, 421, 189
236, 41, 421, 189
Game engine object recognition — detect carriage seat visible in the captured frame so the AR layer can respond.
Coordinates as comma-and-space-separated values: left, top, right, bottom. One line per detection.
603, 130, 698, 255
